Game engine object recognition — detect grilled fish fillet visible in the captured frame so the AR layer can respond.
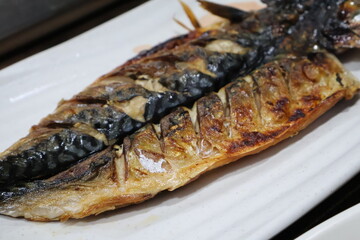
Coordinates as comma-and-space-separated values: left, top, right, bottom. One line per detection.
1, 0, 359, 186
1, 52, 358, 221
0, 3, 273, 185
0, 0, 360, 221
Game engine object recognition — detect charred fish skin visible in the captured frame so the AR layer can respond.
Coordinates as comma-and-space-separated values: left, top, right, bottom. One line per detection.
0, 148, 114, 202
1, 52, 358, 221
0, 0, 305, 186
277, 0, 360, 53
0, 0, 343, 187
0, 129, 105, 186
0, 32, 244, 185
0, 39, 250, 186
0, 0, 360, 220
1, 0, 357, 187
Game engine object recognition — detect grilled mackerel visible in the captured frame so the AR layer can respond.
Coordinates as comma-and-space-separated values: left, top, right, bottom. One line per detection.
0, 0, 360, 220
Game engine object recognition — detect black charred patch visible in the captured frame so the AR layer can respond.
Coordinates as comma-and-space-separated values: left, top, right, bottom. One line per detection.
242, 131, 272, 145
113, 86, 151, 102
336, 73, 344, 86
289, 109, 306, 121
228, 129, 284, 153
160, 109, 189, 138
144, 91, 186, 122
70, 98, 107, 105
0, 149, 114, 201
44, 106, 143, 141
206, 52, 243, 82
273, 97, 290, 113
159, 70, 215, 103
0, 129, 105, 187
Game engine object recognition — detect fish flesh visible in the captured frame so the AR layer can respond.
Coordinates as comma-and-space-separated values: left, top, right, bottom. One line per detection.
1, 0, 359, 186
1, 51, 358, 221
0, 3, 271, 186
0, 0, 359, 220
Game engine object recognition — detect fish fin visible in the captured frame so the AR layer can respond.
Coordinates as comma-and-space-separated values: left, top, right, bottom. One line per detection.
179, 0, 201, 29
198, 0, 250, 21
173, 17, 193, 32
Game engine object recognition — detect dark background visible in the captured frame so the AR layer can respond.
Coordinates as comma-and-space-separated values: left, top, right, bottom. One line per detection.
0, 0, 359, 238
0, 0, 147, 69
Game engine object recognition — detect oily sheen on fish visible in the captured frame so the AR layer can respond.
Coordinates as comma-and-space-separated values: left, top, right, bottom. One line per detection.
0, 0, 359, 220
1, 51, 358, 221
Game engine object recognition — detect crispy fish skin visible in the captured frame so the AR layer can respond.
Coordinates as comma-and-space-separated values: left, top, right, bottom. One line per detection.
1, 0, 360, 220
0, 22, 255, 185
1, 0, 359, 186
1, 52, 358, 221
0, 5, 282, 185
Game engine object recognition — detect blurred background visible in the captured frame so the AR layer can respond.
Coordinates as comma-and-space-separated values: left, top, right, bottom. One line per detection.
0, 0, 147, 69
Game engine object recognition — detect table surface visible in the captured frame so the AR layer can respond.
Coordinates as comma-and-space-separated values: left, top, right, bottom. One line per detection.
0, 1, 359, 239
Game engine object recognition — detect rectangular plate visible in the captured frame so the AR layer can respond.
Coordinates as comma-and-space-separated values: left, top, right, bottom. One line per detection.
0, 1, 359, 239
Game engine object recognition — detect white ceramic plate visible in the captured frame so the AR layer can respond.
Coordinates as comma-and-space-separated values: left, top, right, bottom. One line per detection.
0, 1, 359, 239
297, 203, 360, 240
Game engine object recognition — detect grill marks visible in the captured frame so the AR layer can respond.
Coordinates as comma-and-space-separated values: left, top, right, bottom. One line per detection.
197, 93, 228, 155
1, 0, 360, 220
0, 53, 350, 189
43, 53, 350, 193
6, 0, 348, 188
253, 64, 291, 126
2, 0, 359, 192
69, 40, 247, 127
160, 108, 200, 169
1, 52, 359, 217
114, 52, 357, 186
0, 34, 252, 186
226, 79, 260, 137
